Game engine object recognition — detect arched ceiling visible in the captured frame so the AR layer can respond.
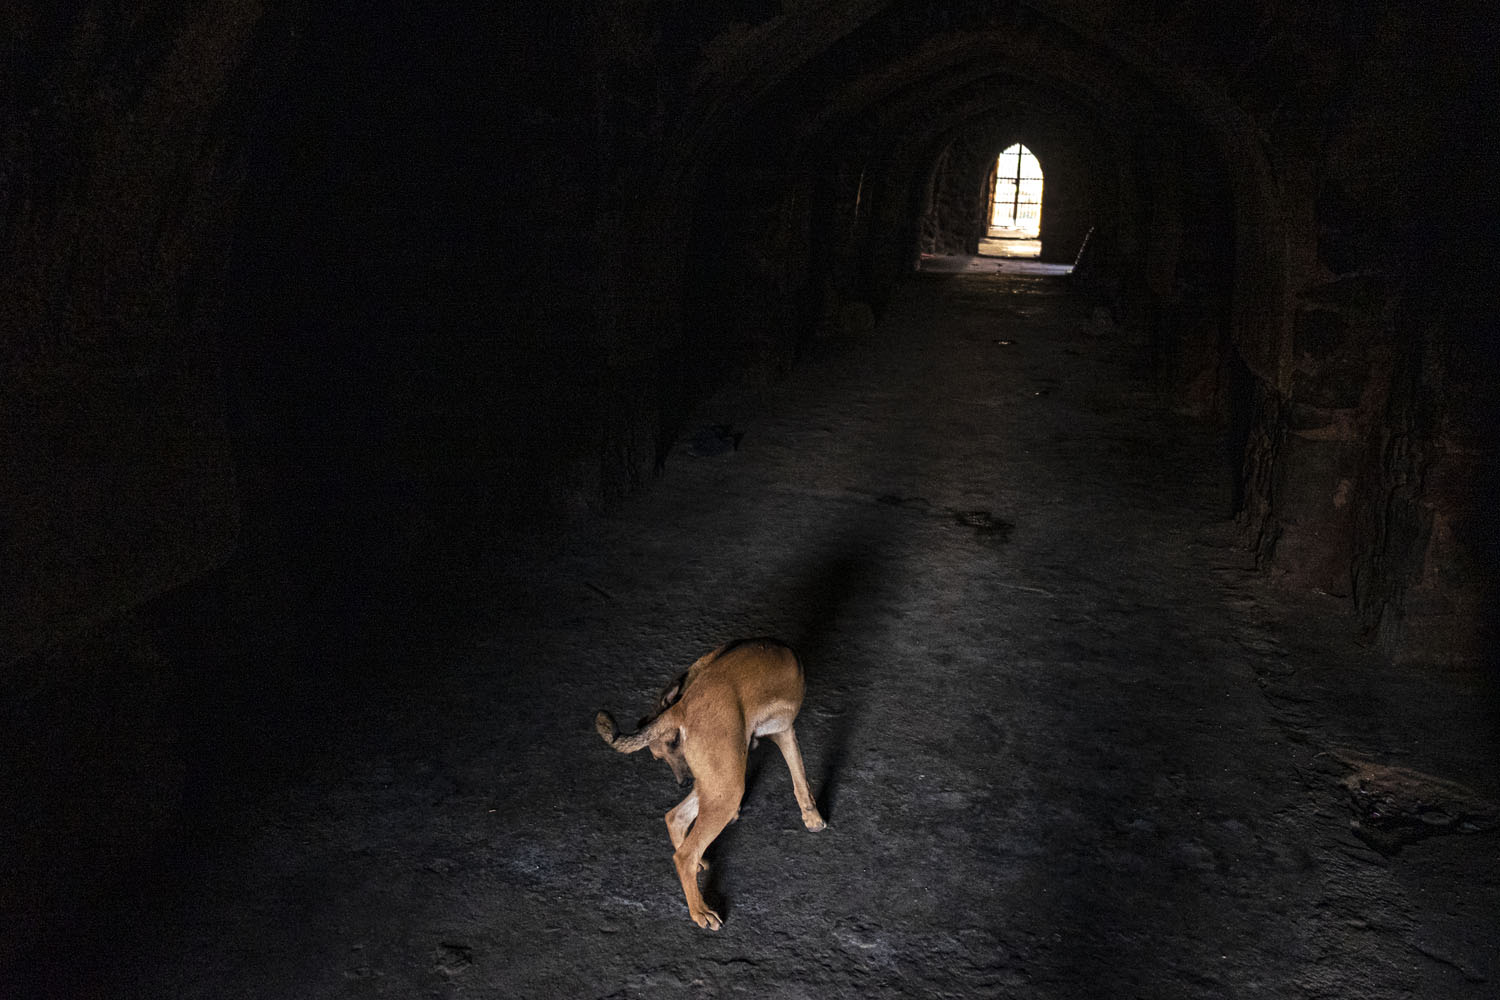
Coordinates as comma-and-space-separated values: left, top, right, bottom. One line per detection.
661, 0, 1263, 176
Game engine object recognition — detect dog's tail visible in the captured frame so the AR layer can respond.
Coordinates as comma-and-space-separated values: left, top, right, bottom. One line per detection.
594, 710, 673, 753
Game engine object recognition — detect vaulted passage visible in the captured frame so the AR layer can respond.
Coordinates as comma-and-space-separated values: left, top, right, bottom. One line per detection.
2, 3, 1496, 995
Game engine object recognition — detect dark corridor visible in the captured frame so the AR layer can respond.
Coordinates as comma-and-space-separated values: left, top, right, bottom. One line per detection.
2, 3, 1496, 998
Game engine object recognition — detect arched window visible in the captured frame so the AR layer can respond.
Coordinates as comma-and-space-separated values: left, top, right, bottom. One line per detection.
990, 143, 1043, 237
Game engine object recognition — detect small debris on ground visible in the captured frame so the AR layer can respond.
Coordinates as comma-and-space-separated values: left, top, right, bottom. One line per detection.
433, 942, 474, 977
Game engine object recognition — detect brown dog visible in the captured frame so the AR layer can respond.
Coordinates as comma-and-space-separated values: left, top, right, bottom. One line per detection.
594, 638, 827, 929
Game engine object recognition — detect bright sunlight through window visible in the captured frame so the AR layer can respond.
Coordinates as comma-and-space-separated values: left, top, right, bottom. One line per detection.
990, 143, 1043, 237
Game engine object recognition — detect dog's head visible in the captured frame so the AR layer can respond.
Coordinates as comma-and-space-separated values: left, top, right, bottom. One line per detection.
649, 729, 690, 785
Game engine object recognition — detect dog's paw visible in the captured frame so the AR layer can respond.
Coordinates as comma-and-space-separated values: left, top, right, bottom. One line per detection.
691, 906, 723, 931
803, 810, 827, 832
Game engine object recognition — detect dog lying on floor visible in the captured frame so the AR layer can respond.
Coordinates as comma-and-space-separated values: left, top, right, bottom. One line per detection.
594, 638, 827, 929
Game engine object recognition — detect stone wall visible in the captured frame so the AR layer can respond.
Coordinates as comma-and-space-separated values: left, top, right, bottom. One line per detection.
1, 0, 283, 964
1, 1, 270, 664
1228, 1, 1496, 659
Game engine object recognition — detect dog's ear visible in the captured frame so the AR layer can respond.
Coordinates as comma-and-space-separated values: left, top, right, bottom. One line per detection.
655, 671, 688, 713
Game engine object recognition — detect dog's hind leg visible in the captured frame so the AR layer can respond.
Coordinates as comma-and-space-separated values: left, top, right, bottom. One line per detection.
766, 727, 827, 831
673, 787, 742, 930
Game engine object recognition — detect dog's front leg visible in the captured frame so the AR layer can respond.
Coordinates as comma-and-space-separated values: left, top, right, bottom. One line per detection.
665, 787, 702, 861
767, 727, 826, 831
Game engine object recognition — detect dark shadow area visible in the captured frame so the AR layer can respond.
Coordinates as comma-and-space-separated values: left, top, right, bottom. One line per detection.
706, 539, 886, 909
785, 545, 888, 823
5, 525, 533, 998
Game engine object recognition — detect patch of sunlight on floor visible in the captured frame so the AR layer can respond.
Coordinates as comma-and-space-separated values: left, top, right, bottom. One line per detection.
979, 235, 1040, 258
918, 249, 1071, 276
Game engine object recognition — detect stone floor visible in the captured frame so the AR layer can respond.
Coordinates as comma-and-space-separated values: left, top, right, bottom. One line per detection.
924, 242, 1070, 276
24, 266, 1499, 998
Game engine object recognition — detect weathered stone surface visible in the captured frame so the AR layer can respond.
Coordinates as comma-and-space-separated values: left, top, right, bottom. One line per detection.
1334, 750, 1500, 854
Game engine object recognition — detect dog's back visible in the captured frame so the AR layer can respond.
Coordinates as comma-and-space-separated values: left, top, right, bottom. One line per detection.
678, 639, 804, 742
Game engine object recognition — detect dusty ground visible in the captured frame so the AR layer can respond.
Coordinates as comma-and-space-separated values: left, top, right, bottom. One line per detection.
26, 265, 1500, 998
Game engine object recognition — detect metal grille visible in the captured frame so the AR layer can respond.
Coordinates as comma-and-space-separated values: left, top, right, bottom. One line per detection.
991, 143, 1043, 236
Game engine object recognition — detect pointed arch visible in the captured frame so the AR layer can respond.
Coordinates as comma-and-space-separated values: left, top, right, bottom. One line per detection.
989, 143, 1043, 236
